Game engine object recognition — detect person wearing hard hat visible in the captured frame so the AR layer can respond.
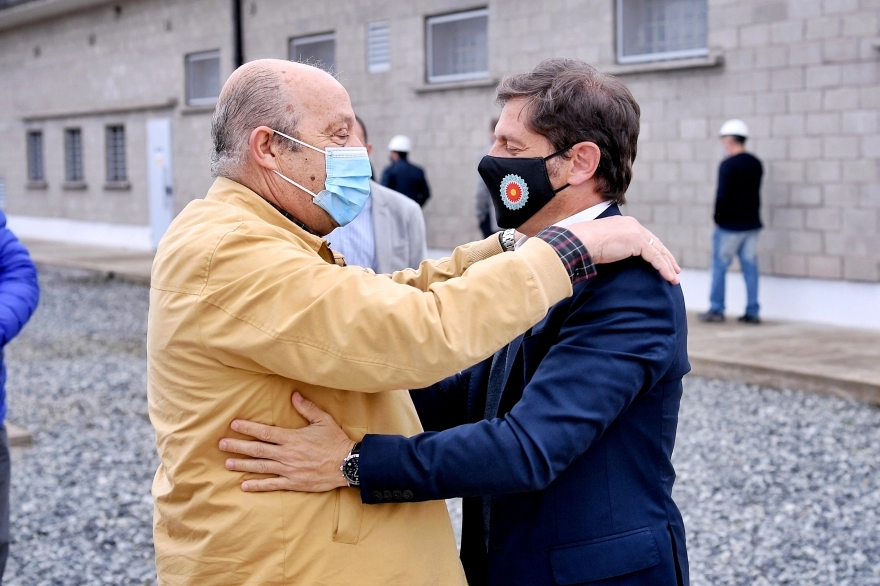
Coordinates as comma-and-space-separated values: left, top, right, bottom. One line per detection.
380, 134, 431, 207
698, 119, 764, 324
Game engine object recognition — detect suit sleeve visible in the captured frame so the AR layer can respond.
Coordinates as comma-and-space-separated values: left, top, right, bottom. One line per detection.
408, 366, 475, 432
406, 202, 428, 269
381, 167, 394, 189
359, 261, 679, 502
419, 172, 430, 204
0, 229, 40, 346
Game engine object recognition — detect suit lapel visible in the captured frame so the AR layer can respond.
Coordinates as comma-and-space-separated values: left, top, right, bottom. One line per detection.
484, 333, 525, 420
597, 203, 621, 219
370, 184, 392, 273
483, 205, 621, 420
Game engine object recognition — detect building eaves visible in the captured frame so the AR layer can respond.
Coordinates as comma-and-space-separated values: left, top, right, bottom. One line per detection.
0, 0, 113, 31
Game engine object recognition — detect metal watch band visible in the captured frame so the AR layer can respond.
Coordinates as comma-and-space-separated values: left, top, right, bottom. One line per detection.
499, 228, 516, 252
341, 441, 362, 487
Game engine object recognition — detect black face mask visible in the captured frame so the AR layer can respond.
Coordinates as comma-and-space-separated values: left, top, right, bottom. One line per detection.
477, 146, 572, 229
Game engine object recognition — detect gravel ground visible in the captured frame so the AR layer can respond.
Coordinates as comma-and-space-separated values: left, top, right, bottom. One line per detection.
2, 268, 879, 585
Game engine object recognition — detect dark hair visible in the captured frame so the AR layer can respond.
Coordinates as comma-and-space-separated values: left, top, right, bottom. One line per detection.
355, 115, 368, 143
394, 151, 408, 161
496, 58, 640, 205
729, 135, 747, 145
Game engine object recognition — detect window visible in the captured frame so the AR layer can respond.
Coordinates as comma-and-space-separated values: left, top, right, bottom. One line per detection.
0, 178, 6, 207
186, 50, 221, 105
27, 130, 44, 182
65, 128, 84, 182
290, 33, 335, 71
617, 0, 708, 64
366, 21, 391, 73
426, 9, 488, 84
105, 125, 127, 183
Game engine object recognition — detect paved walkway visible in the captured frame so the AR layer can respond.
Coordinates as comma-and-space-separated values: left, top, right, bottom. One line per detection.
22, 239, 880, 407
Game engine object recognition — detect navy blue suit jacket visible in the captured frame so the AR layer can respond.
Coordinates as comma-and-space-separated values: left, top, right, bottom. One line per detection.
380, 159, 431, 206
360, 205, 690, 585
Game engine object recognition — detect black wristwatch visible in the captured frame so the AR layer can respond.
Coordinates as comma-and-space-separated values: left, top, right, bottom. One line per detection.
499, 228, 516, 252
340, 441, 361, 487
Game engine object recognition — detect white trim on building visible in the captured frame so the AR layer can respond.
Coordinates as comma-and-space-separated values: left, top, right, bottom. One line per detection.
6, 214, 152, 250
680, 269, 880, 332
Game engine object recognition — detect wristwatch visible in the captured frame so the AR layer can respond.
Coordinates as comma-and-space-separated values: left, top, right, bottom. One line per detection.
499, 228, 516, 252
340, 441, 361, 487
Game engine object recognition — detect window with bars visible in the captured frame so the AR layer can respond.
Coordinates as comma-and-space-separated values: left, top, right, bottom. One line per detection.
366, 21, 391, 73
617, 0, 708, 64
65, 128, 84, 182
290, 33, 336, 72
186, 50, 221, 105
105, 125, 127, 183
426, 9, 488, 84
27, 130, 45, 182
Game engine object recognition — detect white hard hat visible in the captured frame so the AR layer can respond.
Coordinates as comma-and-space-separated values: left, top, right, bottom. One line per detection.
719, 119, 749, 138
388, 135, 412, 153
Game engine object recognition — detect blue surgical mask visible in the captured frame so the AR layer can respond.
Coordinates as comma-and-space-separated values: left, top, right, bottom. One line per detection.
271, 129, 372, 227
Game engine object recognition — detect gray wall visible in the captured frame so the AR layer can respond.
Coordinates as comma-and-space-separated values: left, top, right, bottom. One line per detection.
1, 0, 878, 281
0, 0, 230, 225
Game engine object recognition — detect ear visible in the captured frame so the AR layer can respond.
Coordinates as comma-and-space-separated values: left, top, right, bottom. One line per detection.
565, 141, 601, 187
249, 126, 282, 171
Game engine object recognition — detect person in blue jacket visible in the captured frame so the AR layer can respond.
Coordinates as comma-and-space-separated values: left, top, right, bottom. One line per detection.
380, 135, 431, 207
0, 210, 40, 580
222, 59, 690, 586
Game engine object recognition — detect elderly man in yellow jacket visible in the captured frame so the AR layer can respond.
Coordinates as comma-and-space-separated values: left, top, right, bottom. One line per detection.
147, 58, 678, 586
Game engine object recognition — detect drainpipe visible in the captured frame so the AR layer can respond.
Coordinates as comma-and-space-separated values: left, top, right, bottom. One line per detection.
232, 0, 244, 67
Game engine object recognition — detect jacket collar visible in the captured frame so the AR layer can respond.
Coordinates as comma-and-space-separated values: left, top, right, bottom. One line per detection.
205, 177, 340, 265
596, 203, 621, 219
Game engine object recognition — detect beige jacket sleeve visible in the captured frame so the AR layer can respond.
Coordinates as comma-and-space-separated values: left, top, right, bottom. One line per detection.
198, 225, 571, 392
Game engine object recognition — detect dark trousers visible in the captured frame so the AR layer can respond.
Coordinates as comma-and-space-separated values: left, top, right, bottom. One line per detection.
0, 425, 9, 582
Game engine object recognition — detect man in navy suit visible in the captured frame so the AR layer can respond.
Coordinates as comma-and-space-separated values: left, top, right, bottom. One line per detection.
221, 58, 689, 586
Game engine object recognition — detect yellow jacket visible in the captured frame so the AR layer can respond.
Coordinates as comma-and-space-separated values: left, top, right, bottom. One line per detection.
148, 177, 572, 585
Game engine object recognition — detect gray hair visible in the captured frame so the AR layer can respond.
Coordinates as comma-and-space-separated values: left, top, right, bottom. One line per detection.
210, 64, 301, 179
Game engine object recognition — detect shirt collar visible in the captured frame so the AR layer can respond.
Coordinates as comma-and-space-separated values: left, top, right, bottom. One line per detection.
266, 201, 318, 236
553, 200, 613, 228
514, 200, 613, 250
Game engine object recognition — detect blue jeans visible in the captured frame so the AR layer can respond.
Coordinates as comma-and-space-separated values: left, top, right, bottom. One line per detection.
709, 227, 760, 317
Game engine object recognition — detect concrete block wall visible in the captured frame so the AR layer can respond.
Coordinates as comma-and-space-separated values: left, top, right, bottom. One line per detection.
616, 0, 880, 282
1, 0, 877, 281
0, 0, 231, 227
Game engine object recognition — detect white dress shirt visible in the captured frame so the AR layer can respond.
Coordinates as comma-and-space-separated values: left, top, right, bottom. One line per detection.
515, 200, 613, 249
327, 195, 377, 271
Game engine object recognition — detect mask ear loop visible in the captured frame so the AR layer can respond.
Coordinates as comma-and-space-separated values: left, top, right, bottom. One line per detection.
271, 129, 327, 155
270, 129, 328, 199
543, 144, 575, 162
544, 144, 576, 194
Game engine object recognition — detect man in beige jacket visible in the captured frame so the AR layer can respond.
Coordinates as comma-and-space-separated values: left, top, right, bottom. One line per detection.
148, 58, 678, 586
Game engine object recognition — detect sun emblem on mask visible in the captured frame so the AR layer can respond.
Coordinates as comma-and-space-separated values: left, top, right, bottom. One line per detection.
500, 174, 529, 210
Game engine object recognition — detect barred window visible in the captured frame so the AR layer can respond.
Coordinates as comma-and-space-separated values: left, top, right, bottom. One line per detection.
186, 50, 221, 105
617, 0, 708, 64
426, 9, 488, 84
27, 130, 45, 182
290, 33, 335, 72
366, 21, 391, 73
105, 125, 127, 183
65, 128, 84, 182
